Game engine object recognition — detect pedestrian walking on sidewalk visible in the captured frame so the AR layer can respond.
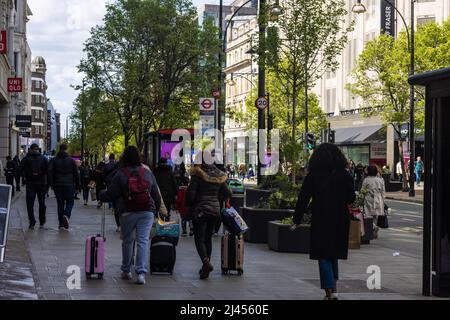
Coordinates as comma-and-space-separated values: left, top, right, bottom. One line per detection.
415, 156, 424, 186
396, 161, 403, 182
104, 154, 120, 230
100, 146, 162, 285
185, 160, 232, 280
362, 165, 386, 239
13, 155, 21, 192
292, 143, 356, 300
154, 158, 178, 218
93, 162, 106, 209
79, 162, 92, 206
176, 176, 193, 237
354, 160, 365, 192
4, 156, 17, 197
20, 144, 49, 229
48, 144, 80, 230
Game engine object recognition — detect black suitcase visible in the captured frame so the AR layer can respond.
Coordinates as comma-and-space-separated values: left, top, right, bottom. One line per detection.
150, 236, 176, 275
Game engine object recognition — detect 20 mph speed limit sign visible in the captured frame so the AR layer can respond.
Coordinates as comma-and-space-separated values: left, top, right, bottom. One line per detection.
255, 97, 269, 110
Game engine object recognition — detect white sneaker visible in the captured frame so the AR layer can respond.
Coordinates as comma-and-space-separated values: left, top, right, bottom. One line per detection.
136, 273, 146, 285
121, 272, 132, 280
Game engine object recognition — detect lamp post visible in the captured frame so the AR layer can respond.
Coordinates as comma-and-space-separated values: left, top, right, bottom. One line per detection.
353, 0, 416, 197
81, 79, 86, 165
220, 0, 281, 185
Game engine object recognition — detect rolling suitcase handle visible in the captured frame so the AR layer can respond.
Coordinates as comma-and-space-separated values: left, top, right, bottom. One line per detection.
101, 204, 106, 241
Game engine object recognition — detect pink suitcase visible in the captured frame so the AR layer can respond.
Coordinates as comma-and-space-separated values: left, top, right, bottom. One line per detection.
85, 205, 106, 279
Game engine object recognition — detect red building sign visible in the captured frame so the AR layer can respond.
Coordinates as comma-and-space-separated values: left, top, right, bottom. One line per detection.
8, 78, 23, 92
0, 31, 6, 55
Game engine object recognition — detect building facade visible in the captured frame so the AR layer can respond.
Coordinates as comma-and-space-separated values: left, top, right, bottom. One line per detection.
223, 14, 258, 166
0, 0, 33, 178
30, 56, 47, 150
314, 0, 450, 169
46, 100, 59, 153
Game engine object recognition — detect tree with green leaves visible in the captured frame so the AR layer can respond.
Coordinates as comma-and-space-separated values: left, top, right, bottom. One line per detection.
348, 20, 450, 190
78, 0, 220, 151
229, 69, 327, 179
265, 0, 353, 144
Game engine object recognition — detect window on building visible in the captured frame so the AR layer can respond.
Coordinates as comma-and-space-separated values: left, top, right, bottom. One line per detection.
417, 16, 435, 25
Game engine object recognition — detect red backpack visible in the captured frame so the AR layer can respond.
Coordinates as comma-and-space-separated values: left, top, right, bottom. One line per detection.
122, 167, 152, 212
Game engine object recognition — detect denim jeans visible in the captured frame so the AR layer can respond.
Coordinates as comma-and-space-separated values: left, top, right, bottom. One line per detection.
318, 259, 339, 290
415, 171, 422, 185
120, 212, 154, 274
82, 187, 89, 202
54, 185, 75, 227
181, 217, 193, 234
26, 184, 47, 226
193, 214, 218, 261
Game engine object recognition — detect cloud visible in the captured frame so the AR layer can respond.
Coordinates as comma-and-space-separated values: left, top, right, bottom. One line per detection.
27, 0, 107, 128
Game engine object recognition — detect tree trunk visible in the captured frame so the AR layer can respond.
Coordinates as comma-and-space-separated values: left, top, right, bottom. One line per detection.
292, 85, 297, 185
398, 140, 409, 192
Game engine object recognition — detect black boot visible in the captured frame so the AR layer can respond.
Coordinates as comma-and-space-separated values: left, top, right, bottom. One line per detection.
199, 258, 213, 280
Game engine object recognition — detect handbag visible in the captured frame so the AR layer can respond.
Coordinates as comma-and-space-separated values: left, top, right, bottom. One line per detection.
377, 215, 389, 229
90, 188, 97, 202
156, 216, 180, 244
220, 206, 249, 235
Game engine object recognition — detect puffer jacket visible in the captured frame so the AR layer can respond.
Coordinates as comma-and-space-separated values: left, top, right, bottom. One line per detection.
48, 151, 80, 189
362, 176, 386, 216
186, 164, 232, 218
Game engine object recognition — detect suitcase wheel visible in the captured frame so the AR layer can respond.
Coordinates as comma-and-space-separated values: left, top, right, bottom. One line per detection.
98, 273, 104, 280
238, 270, 244, 276
222, 269, 228, 275
86, 273, 91, 280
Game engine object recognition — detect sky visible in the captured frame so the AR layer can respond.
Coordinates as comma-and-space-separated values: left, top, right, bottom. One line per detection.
26, 0, 230, 136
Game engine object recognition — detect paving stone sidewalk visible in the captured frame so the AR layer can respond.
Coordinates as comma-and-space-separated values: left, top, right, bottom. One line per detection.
8, 190, 441, 300
0, 192, 38, 300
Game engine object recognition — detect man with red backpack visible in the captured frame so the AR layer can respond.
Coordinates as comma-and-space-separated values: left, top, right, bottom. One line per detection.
100, 146, 161, 285
176, 176, 193, 237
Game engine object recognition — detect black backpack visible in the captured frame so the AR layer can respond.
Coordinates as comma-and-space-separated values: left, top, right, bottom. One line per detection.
29, 157, 43, 179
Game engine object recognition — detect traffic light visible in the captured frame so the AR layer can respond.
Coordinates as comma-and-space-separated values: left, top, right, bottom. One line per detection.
328, 130, 336, 144
306, 133, 316, 150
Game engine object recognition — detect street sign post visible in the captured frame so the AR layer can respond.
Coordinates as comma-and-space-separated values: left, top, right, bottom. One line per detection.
255, 97, 269, 110
199, 98, 215, 116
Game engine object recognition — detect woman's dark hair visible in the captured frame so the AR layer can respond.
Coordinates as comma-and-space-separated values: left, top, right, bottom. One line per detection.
120, 146, 142, 167
367, 165, 378, 177
308, 143, 348, 172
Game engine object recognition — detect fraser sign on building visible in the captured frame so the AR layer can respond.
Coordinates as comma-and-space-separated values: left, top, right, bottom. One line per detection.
381, 0, 396, 37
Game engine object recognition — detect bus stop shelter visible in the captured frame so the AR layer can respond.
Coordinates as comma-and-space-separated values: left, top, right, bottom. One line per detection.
409, 67, 450, 297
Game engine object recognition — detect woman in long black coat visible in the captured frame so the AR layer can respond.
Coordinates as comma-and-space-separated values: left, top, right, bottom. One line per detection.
293, 143, 356, 300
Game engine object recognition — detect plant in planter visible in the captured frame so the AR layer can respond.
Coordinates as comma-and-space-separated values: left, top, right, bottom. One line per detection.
243, 179, 300, 244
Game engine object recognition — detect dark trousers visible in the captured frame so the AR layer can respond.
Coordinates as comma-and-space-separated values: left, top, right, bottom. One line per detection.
193, 214, 218, 262
54, 185, 75, 227
6, 176, 15, 197
15, 175, 21, 191
26, 184, 47, 226
181, 217, 193, 234
82, 186, 89, 201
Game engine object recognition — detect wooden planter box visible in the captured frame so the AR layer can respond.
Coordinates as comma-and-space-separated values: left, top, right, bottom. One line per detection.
244, 188, 271, 208
268, 221, 310, 253
241, 207, 293, 243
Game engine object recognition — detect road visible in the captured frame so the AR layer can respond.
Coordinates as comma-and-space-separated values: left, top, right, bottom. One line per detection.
379, 200, 423, 258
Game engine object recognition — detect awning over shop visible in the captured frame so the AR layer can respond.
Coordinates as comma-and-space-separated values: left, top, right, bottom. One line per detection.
335, 125, 384, 144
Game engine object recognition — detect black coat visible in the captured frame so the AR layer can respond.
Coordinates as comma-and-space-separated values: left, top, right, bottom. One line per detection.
154, 164, 178, 207
48, 152, 80, 189
293, 169, 356, 260
186, 165, 232, 218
